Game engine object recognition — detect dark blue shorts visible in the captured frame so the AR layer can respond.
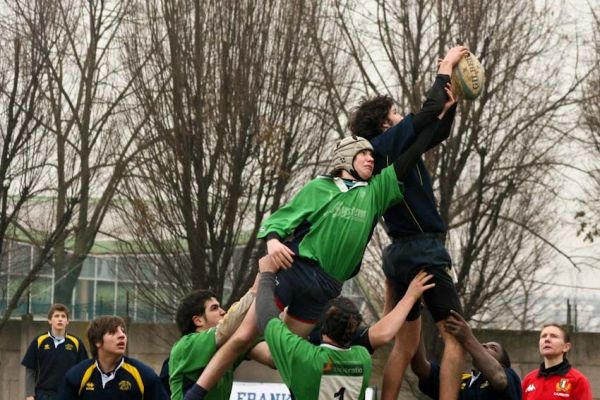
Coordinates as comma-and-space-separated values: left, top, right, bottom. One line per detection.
383, 234, 462, 322
274, 257, 343, 323
35, 390, 57, 400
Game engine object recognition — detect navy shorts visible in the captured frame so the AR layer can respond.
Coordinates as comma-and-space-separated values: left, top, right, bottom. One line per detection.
382, 234, 462, 322
274, 257, 343, 323
35, 390, 57, 400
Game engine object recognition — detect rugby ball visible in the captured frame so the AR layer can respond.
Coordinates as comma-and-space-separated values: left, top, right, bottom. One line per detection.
451, 52, 485, 100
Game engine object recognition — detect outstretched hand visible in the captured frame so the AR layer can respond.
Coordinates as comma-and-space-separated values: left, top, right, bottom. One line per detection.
438, 83, 457, 119
444, 310, 473, 343
405, 270, 435, 302
266, 238, 295, 269
443, 46, 469, 66
258, 255, 280, 274
438, 45, 469, 75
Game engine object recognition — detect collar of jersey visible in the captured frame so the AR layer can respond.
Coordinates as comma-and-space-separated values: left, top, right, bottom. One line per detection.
95, 357, 125, 381
469, 370, 482, 387
317, 176, 368, 192
48, 331, 66, 348
319, 342, 350, 351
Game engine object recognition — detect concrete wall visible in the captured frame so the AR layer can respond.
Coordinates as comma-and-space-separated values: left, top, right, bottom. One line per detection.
0, 316, 179, 400
1, 318, 598, 399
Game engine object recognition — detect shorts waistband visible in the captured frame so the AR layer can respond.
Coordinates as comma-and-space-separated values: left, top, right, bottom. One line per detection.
390, 232, 445, 242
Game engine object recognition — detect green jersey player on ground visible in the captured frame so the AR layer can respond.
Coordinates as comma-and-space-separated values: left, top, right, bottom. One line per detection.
255, 255, 438, 400
257, 254, 371, 399
169, 275, 271, 400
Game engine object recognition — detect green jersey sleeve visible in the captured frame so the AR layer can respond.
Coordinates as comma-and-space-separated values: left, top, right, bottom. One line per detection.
264, 319, 318, 386
258, 179, 324, 239
169, 329, 217, 400
368, 164, 404, 213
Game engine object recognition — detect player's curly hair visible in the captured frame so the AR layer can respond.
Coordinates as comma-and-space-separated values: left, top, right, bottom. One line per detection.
176, 289, 218, 336
348, 95, 395, 139
321, 297, 363, 348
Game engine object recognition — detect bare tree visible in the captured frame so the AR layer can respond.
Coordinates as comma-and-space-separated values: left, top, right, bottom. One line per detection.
0, 11, 48, 262
115, 0, 344, 314
11, 0, 150, 304
576, 7, 600, 243
323, 0, 586, 330
0, 0, 78, 331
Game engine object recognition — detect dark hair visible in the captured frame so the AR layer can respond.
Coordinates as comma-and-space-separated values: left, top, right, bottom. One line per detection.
175, 290, 218, 335
497, 343, 511, 368
541, 323, 571, 343
87, 316, 126, 358
348, 95, 395, 139
321, 297, 363, 348
329, 168, 343, 177
47, 303, 70, 320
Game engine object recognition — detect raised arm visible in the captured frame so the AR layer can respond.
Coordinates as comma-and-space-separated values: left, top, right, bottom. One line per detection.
367, 272, 434, 350
427, 102, 457, 150
412, 75, 451, 133
393, 118, 440, 179
255, 256, 282, 334
215, 273, 259, 347
392, 83, 459, 179
412, 46, 468, 134
444, 310, 508, 391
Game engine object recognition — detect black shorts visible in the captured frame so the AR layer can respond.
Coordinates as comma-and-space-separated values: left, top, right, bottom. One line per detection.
274, 257, 343, 323
382, 234, 462, 322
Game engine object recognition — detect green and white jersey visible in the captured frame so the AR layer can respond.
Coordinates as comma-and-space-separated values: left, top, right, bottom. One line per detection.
168, 328, 233, 400
258, 165, 403, 281
265, 319, 372, 400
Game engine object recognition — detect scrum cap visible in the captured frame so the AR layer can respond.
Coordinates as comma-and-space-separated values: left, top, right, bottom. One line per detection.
332, 136, 374, 174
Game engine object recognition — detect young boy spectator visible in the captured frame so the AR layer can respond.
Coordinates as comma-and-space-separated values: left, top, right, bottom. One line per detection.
58, 316, 167, 399
21, 303, 88, 400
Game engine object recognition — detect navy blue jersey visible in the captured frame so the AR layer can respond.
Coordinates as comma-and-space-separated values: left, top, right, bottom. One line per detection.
369, 72, 456, 239
419, 362, 522, 400
21, 332, 88, 392
159, 357, 171, 397
370, 114, 448, 237
59, 356, 168, 400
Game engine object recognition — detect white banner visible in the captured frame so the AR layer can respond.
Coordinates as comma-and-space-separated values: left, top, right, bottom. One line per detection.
230, 382, 291, 400
229, 382, 376, 400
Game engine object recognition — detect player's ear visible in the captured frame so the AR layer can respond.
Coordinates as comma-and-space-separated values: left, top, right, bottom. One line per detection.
380, 119, 391, 131
192, 314, 205, 329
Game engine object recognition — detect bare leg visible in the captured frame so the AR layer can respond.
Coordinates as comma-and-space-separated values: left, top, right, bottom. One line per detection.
437, 319, 465, 400
381, 318, 421, 400
381, 279, 420, 400
248, 341, 274, 369
282, 312, 316, 338
197, 302, 258, 389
